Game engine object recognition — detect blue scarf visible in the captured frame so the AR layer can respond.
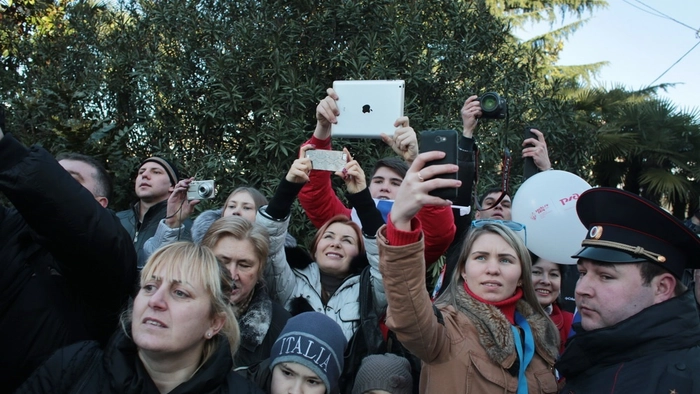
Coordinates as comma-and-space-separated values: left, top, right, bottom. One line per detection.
511, 311, 535, 394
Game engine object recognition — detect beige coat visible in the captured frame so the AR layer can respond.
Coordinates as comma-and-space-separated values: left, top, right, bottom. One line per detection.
378, 225, 559, 394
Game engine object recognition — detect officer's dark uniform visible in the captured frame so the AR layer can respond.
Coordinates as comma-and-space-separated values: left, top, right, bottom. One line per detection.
556, 187, 700, 394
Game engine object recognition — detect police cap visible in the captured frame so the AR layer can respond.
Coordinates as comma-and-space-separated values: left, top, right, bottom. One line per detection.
572, 187, 700, 279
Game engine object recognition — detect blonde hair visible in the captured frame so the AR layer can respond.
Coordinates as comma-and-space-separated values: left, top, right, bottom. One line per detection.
200, 215, 270, 280
435, 222, 546, 318
122, 242, 239, 364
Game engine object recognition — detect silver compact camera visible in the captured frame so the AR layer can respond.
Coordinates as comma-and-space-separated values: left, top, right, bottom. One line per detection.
187, 180, 217, 200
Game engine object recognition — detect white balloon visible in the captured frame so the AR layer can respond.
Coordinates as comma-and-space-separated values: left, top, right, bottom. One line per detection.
512, 170, 591, 265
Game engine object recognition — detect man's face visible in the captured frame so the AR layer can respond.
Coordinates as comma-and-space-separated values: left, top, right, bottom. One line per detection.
474, 192, 511, 220
575, 260, 656, 331
368, 166, 403, 200
59, 159, 107, 208
135, 162, 173, 203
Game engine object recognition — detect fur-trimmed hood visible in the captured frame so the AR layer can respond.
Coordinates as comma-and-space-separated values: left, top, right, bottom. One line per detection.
238, 282, 273, 351
454, 286, 559, 367
191, 209, 223, 244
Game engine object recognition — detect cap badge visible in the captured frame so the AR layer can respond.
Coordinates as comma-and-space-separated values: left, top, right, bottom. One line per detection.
589, 226, 603, 240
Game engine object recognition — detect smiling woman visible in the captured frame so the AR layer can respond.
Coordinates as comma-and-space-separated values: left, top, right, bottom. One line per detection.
309, 216, 364, 280
530, 253, 574, 354
15, 242, 264, 394
255, 148, 387, 390
258, 147, 386, 343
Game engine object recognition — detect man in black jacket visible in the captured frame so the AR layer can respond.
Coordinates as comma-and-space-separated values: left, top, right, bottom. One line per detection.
117, 156, 192, 268
0, 126, 137, 393
556, 187, 700, 394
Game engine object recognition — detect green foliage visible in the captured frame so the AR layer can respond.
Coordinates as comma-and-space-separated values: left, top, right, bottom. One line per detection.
2, 0, 695, 249
2, 0, 585, 247
572, 85, 700, 217
487, 0, 608, 87
487, 0, 607, 26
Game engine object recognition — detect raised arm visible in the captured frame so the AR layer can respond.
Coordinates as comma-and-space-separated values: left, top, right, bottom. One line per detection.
381, 116, 419, 165
522, 128, 552, 171
439, 98, 481, 266
341, 153, 384, 237
0, 133, 135, 298
379, 151, 460, 362
143, 178, 199, 257
260, 149, 311, 305
298, 88, 352, 228
339, 153, 387, 312
416, 205, 456, 265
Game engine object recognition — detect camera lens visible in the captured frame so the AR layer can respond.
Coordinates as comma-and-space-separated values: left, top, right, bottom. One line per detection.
198, 185, 212, 198
481, 94, 498, 112
477, 92, 506, 119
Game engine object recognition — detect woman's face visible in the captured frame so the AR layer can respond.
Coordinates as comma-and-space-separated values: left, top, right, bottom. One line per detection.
461, 233, 522, 302
531, 258, 562, 307
213, 236, 261, 306
314, 222, 360, 278
222, 191, 257, 223
270, 363, 326, 394
132, 267, 221, 360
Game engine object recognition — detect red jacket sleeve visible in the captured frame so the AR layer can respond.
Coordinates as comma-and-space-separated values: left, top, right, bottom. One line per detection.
298, 135, 351, 229
417, 204, 456, 266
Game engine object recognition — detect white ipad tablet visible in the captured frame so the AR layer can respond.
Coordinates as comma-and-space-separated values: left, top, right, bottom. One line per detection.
331, 80, 405, 139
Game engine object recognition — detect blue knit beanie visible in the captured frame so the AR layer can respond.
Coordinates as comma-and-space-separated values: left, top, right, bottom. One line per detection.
270, 312, 347, 394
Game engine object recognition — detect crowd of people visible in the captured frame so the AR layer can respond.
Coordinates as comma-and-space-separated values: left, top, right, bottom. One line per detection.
1, 87, 699, 394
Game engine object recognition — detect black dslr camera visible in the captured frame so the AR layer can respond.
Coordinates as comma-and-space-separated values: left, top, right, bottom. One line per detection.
478, 92, 507, 119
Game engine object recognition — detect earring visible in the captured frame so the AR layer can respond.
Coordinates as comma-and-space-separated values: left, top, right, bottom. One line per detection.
206, 332, 212, 338
517, 281, 522, 287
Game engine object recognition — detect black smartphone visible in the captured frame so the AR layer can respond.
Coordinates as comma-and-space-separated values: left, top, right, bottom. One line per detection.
523, 126, 538, 179
419, 129, 459, 200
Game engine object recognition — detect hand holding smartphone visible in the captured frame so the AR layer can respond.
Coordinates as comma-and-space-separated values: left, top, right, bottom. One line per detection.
523, 126, 538, 179
418, 130, 459, 200
305, 150, 348, 172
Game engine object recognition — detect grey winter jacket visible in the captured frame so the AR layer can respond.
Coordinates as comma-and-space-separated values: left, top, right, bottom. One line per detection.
117, 200, 192, 268
257, 206, 385, 341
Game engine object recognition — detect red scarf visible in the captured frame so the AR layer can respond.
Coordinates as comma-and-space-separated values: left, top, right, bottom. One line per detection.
463, 281, 523, 324
549, 303, 574, 354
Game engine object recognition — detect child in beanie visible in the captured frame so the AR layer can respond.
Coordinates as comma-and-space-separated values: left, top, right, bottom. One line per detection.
352, 353, 413, 394
269, 312, 347, 394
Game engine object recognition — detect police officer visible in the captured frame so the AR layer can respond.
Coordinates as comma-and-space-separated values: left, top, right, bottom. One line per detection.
556, 187, 700, 393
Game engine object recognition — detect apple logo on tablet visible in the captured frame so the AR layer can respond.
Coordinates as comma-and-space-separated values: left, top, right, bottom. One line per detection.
362, 104, 372, 113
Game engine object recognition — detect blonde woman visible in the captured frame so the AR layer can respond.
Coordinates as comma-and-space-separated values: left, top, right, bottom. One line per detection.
201, 216, 291, 367
17, 242, 263, 394
378, 151, 559, 393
